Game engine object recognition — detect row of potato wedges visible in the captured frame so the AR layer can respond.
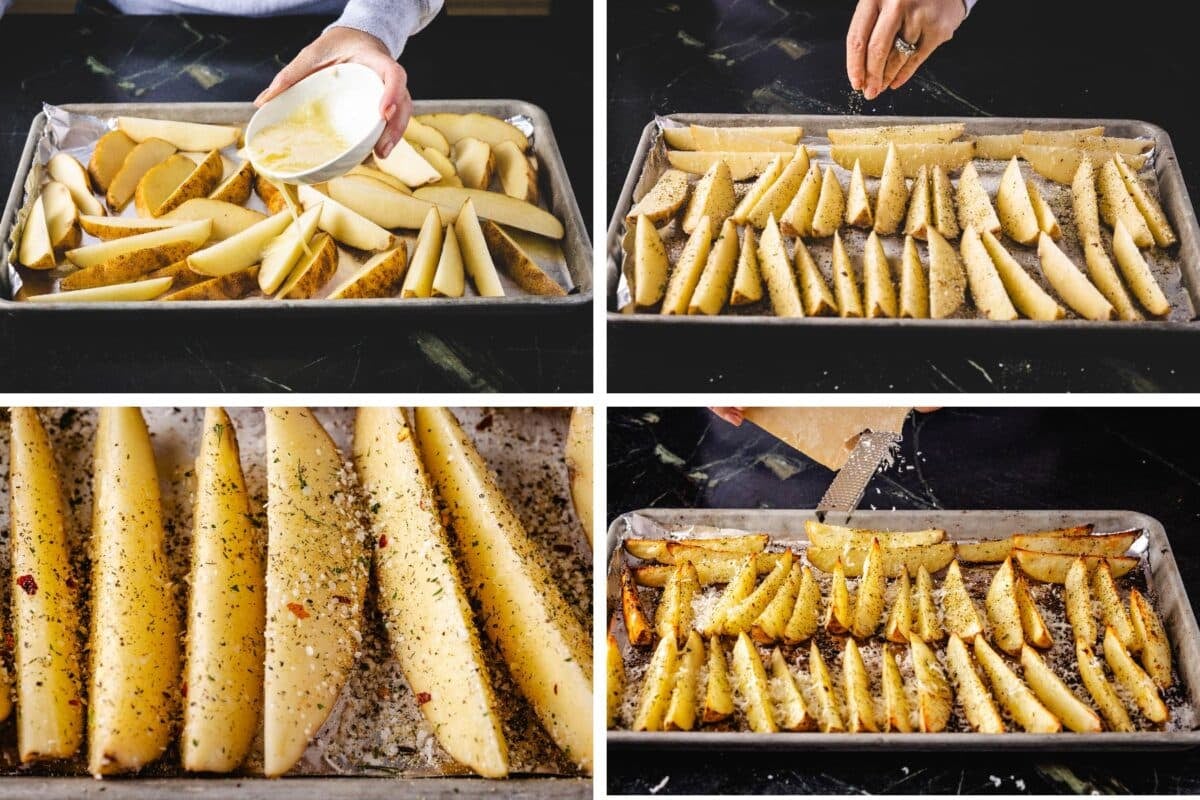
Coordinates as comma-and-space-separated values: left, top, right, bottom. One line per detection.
2, 406, 591, 778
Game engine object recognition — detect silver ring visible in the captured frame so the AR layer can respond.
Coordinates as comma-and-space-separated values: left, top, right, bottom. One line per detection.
893, 35, 918, 56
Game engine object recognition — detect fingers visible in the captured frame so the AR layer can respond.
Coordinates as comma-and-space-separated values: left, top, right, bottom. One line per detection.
710, 407, 745, 426
255, 45, 325, 107
845, 0, 881, 93
880, 47, 909, 91
863, 0, 904, 99
888, 36, 937, 90
366, 58, 410, 158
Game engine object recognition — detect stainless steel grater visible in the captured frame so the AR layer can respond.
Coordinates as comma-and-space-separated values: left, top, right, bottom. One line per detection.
815, 430, 901, 521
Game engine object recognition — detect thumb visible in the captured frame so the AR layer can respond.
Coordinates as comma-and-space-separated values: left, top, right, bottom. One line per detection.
256, 51, 323, 106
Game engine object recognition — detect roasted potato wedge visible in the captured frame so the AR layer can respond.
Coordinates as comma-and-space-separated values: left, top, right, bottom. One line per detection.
703, 556, 759, 636
1064, 557, 1098, 646
944, 635, 1004, 733
851, 538, 887, 638
806, 540, 955, 578
1015, 548, 1138, 584
782, 565, 821, 644
770, 647, 815, 731
703, 636, 735, 723
633, 635, 678, 732
985, 557, 1024, 655
1104, 627, 1168, 724
1130, 589, 1173, 690
751, 562, 802, 643
881, 647, 913, 732
1093, 561, 1137, 651
1020, 645, 1101, 733
724, 551, 794, 636
1015, 574, 1053, 649
974, 635, 1060, 732
808, 640, 845, 733
664, 631, 705, 731
941, 560, 984, 640
1077, 640, 1135, 731
732, 632, 778, 733
885, 567, 913, 643
607, 633, 625, 729
824, 558, 852, 635
911, 637, 951, 732
621, 568, 653, 646
842, 638, 879, 732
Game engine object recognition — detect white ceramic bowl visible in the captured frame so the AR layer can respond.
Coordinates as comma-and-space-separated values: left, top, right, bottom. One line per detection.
246, 62, 385, 184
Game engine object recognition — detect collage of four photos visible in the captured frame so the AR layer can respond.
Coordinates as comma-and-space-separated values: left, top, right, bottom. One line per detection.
1, 0, 1199, 797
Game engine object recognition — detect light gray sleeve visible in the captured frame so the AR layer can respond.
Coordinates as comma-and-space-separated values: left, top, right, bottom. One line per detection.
328, 0, 444, 59
0, 0, 11, 16
962, 0, 979, 14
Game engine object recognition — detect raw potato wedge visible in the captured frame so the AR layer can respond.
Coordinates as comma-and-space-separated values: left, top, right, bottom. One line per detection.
1097, 158, 1153, 247
955, 162, 1000, 235
1022, 144, 1148, 185
348, 164, 412, 194
915, 565, 943, 643
415, 407, 592, 771
633, 214, 670, 307
830, 142, 974, 177
118, 116, 240, 150
633, 635, 678, 731
48, 153, 104, 217
881, 647, 913, 732
973, 636, 1060, 733
607, 634, 624, 729
824, 559, 852, 635
661, 215, 713, 314
78, 214, 181, 240
995, 157, 1039, 245
980, 230, 1064, 321
664, 631, 705, 731
88, 408, 179, 776
63, 219, 212, 287
689, 125, 802, 151
666, 150, 780, 181
806, 541, 956, 579
435, 223, 465, 297
275, 232, 338, 300
985, 557, 1024, 655
899, 235, 929, 318
885, 567, 913, 643
105, 138, 177, 212
1081, 237, 1141, 320
210, 160, 255, 205
703, 637, 735, 723
688, 217, 739, 315
1112, 220, 1170, 317
416, 112, 528, 151
1037, 232, 1115, 321
730, 226, 763, 305
931, 165, 960, 240
1104, 627, 1168, 723
850, 538, 887, 638
731, 632, 778, 733
161, 266, 259, 302
747, 146, 809, 229
788, 239, 834, 317
1077, 641, 1135, 732
88, 130, 137, 193
779, 164, 822, 237
1071, 158, 1103, 245
164, 198, 266, 241
621, 568, 653, 646
683, 159, 735, 233
732, 156, 784, 225
1026, 179, 1061, 238
401, 207, 444, 298
148, 256, 212, 291
182, 408, 264, 773
9, 409, 84, 763
455, 199, 505, 297
1064, 557, 1097, 646
808, 640, 845, 733
373, 138, 442, 187
723, 551, 794, 635
1093, 561, 1137, 651
26, 276, 174, 303
1115, 154, 1175, 247
18, 196, 56, 269
941, 560, 984, 640
42, 181, 81, 251
187, 211, 290, 277
845, 158, 873, 228
911, 638, 951, 732
828, 122, 965, 145
1014, 548, 1137, 584
481, 220, 565, 296
782, 566, 821, 644
352, 408, 508, 776
137, 150, 222, 217
944, 635, 1004, 733
959, 226, 1018, 321
258, 205, 321, 294
453, 137, 494, 190
843, 638, 879, 732
1015, 575, 1053, 649
1020, 645, 1101, 733
805, 521, 946, 554
298, 185, 395, 252
328, 246, 409, 300
1021, 127, 1106, 146
627, 169, 689, 224
1130, 589, 1173, 690
326, 174, 439, 230
494, 140, 538, 203
770, 647, 814, 731
927, 227, 966, 319
757, 215, 805, 317
413, 186, 564, 240
262, 409, 368, 778
403, 116, 451, 155
904, 165, 931, 240
810, 166, 845, 238
751, 562, 802, 643
831, 231, 863, 318
972, 133, 1022, 161
874, 143, 909, 235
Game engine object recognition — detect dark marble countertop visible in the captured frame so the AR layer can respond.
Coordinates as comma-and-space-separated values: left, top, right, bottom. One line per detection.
607, 406, 1200, 794
607, 0, 1200, 392
0, 8, 590, 391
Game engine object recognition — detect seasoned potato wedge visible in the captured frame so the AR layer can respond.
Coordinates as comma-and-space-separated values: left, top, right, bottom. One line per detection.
914, 565, 943, 643
959, 225, 1017, 321
1020, 645, 1101, 733
733, 156, 784, 225
688, 217, 739, 315
1015, 548, 1138, 584
782, 565, 821, 644
1013, 530, 1139, 557
944, 635, 1004, 733
1064, 557, 1097, 646
985, 557, 1024, 655
633, 635, 678, 732
899, 235, 929, 318
1015, 575, 1053, 649
724, 551, 794, 636
881, 647, 913, 732
910, 637, 951, 732
752, 562, 802, 643
731, 632, 778, 733
903, 165, 932, 240
862, 232, 898, 318
1104, 627, 1168, 723
770, 647, 814, 731
607, 633, 625, 729
831, 231, 863, 318
730, 226, 764, 306
806, 540, 955, 578
973, 635, 1060, 732
1037, 232, 1115, 321
1130, 589, 1173, 690
757, 215, 805, 317
941, 560, 984, 640
927, 227, 966, 319
824, 559, 852, 635
703, 637, 735, 723
885, 567, 913, 643
795, 238, 838, 316
1097, 158, 1154, 247
995, 157, 1039, 245
851, 538, 887, 638
831, 141, 974, 177
661, 215, 713, 315
779, 164, 822, 237
627, 169, 690, 224
703, 556, 758, 636
808, 640, 845, 733
828, 122, 965, 145
980, 230, 1065, 321
666, 150, 780, 180
683, 159, 736, 233
664, 631, 705, 731
972, 133, 1022, 161
1114, 154, 1176, 247
931, 165, 959, 240
1093, 561, 1137, 651
1022, 144, 1147, 185
1112, 220, 1170, 317
624, 534, 768, 562
845, 158, 873, 229
621, 568, 653, 646
1077, 640, 1135, 731
874, 143, 909, 235
955, 162, 1000, 235
656, 562, 698, 643
842, 638, 879, 732
810, 166, 845, 238
748, 146, 809, 229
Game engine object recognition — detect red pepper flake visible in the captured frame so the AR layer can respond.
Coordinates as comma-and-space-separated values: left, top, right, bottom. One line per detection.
378, 534, 388, 549
67, 698, 80, 707
16, 574, 37, 596
181, 682, 188, 698
3, 633, 13, 652
333, 595, 352, 605
287, 602, 310, 619
416, 692, 432, 705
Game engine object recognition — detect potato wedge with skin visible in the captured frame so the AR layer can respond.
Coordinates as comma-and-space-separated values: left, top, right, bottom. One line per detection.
996, 157, 1040, 245
1083, 237, 1143, 320
824, 559, 852, 635
624, 534, 769, 562
1112, 220, 1170, 317
979, 230, 1065, 321
415, 407, 592, 770
1037, 232, 1115, 321
689, 125, 802, 151
828, 122, 965, 145
346, 164, 412, 194
664, 631, 705, 731
915, 565, 943, 643
851, 538, 887, 638
899, 235, 929, 318
1020, 645, 1101, 733
351, 408, 508, 776
661, 215, 713, 315
1105, 627, 1168, 723
63, 219, 212, 289
942, 560, 984, 640
633, 214, 670, 308
414, 186, 564, 240
751, 562, 802, 643
845, 159, 873, 228
9, 408, 84, 762
703, 637, 735, 723
187, 211, 292, 277
633, 558, 779, 587
607, 634, 624, 729
209, 159, 254, 205
1077, 641, 1135, 731
493, 140, 538, 203
298, 185, 395, 252
806, 541, 956, 578
47, 153, 104, 217
1015, 575, 1053, 649
757, 215, 805, 317
972, 133, 1022, 161
1022, 144, 1148, 185
945, 635, 1004, 733
328, 245, 409, 299
960, 225, 1018, 321
182, 408, 264, 773
666, 150, 779, 180
621, 568, 653, 646
275, 232, 338, 300
1071, 157, 1102, 245
732, 156, 784, 225
373, 138, 442, 187
1015, 548, 1137, 584
1027, 179, 1061, 238
724, 551, 794, 636
27, 276, 174, 303
985, 557, 1025, 655
1114, 154, 1175, 247
863, 231, 898, 318
18, 196, 56, 269
730, 226, 764, 305
927, 227, 966, 318
732, 632, 778, 733
455, 198, 505, 297
881, 648, 913, 732
1021, 127, 1106, 147
627, 169, 689, 224
667, 543, 783, 573
258, 205, 321, 294
956, 161, 1000, 235
782, 565, 821, 644
326, 174, 439, 230
1064, 557, 1097, 646
42, 181, 81, 251
842, 638, 878, 732
808, 640, 845, 733
164, 198, 266, 241
874, 143, 909, 235
748, 146, 809, 229
1093, 561, 1137, 651
703, 556, 759, 636
831, 141, 974, 177
564, 406, 592, 546
453, 137, 494, 190
633, 635, 678, 732
795, 238, 838, 316
810, 166, 845, 238
974, 635, 1060, 732
956, 539, 1013, 564
482, 219, 566, 296
416, 112, 527, 151
885, 567, 913, 643
904, 165, 932, 240
88, 130, 137, 193
1013, 529, 1139, 557
911, 637, 951, 732
683, 159, 735, 233
137, 150, 222, 217
149, 257, 220, 291
262, 408, 369, 778
255, 173, 287, 214
1097, 158, 1156, 248
1130, 589, 1173, 690
88, 408, 179, 776
656, 562, 698, 643
78, 214, 181, 241
106, 138, 176, 212
400, 206, 444, 298
931, 165, 959, 240
689, 217, 739, 315
779, 164, 822, 237
770, 647, 815, 731
831, 231, 863, 318
161, 266, 259, 301
403, 116, 451, 155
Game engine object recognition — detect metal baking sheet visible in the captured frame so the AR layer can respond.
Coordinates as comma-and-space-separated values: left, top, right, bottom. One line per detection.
606, 507, 1200, 750
607, 114, 1200, 330
1, 100, 591, 312
0, 407, 591, 793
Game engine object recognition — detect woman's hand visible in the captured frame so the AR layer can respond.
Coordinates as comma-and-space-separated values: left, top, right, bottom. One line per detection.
255, 26, 412, 159
710, 407, 746, 426
846, 0, 967, 100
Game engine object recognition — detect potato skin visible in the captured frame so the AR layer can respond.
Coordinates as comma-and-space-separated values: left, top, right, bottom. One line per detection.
210, 161, 255, 206
61, 240, 200, 291
480, 219, 566, 296
161, 266, 259, 301
330, 245, 409, 299
277, 233, 338, 300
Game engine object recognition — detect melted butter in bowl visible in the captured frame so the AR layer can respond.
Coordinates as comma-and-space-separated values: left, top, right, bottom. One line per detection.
251, 98, 352, 175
